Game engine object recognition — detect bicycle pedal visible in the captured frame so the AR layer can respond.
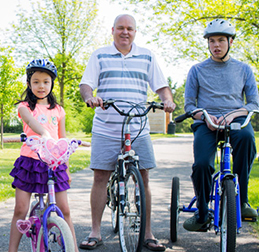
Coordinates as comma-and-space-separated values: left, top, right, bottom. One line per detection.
242, 216, 257, 222
197, 227, 208, 232
197, 224, 209, 232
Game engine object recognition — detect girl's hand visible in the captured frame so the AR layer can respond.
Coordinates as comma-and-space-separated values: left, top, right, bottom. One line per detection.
41, 131, 52, 139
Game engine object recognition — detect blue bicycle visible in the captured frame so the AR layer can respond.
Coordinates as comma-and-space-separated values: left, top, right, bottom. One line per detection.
170, 109, 259, 252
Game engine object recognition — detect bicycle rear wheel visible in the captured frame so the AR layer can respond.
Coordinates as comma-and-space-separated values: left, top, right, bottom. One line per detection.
37, 216, 75, 252
170, 177, 180, 242
28, 200, 41, 252
118, 165, 146, 252
220, 179, 236, 252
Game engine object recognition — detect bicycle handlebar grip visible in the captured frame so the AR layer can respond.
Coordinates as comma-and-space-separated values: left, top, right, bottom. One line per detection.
157, 102, 164, 109
20, 133, 27, 142
174, 111, 192, 123
86, 99, 108, 108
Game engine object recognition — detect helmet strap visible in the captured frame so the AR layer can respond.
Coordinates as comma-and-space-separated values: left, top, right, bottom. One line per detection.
220, 37, 231, 60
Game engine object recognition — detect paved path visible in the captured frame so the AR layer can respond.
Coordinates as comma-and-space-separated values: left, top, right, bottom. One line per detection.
0, 135, 258, 251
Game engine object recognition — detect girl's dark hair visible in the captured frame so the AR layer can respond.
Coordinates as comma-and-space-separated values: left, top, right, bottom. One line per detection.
15, 79, 59, 111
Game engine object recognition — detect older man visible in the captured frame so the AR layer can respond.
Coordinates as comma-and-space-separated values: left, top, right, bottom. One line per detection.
79, 14, 175, 251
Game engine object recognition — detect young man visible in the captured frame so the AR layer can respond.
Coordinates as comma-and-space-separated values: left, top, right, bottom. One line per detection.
79, 14, 175, 250
183, 19, 259, 231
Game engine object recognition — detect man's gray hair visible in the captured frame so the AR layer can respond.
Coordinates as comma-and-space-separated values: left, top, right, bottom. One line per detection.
113, 14, 136, 29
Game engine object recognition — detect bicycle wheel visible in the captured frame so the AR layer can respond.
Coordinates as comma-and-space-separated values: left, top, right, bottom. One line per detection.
109, 174, 119, 233
170, 177, 180, 242
118, 165, 146, 252
37, 216, 75, 252
28, 200, 41, 252
220, 179, 236, 252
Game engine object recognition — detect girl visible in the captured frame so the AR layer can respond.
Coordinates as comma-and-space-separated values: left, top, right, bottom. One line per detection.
8, 59, 79, 252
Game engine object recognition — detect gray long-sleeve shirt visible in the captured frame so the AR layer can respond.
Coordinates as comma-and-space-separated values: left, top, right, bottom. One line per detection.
184, 57, 259, 118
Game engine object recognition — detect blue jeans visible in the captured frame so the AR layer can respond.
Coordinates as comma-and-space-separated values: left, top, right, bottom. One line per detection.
191, 116, 256, 223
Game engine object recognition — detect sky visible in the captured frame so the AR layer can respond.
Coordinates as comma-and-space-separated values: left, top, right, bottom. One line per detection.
0, 0, 192, 86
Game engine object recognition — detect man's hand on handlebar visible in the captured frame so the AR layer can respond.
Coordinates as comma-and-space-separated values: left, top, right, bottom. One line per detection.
194, 112, 218, 131
206, 115, 218, 131
85, 97, 105, 110
217, 114, 234, 126
162, 99, 176, 113
217, 109, 248, 126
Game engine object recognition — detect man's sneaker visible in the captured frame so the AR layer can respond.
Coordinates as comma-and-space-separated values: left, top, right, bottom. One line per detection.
183, 214, 210, 231
241, 203, 258, 222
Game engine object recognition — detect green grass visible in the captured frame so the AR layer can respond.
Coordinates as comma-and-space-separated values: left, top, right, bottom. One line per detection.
248, 159, 259, 233
0, 148, 20, 201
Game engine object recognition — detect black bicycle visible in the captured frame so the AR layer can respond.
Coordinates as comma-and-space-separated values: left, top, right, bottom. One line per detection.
104, 99, 164, 252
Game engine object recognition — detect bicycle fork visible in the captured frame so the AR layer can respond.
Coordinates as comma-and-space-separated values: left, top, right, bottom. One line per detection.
118, 158, 141, 214
43, 176, 64, 251
118, 158, 126, 214
214, 142, 242, 233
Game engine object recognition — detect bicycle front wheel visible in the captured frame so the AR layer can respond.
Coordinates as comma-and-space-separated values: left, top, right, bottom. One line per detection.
37, 216, 75, 252
118, 165, 146, 252
220, 179, 236, 252
170, 177, 180, 242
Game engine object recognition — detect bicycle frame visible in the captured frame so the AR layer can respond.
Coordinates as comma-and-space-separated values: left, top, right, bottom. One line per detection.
118, 115, 140, 215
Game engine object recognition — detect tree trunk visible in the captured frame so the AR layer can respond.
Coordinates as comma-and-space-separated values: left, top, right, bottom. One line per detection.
60, 82, 64, 107
1, 104, 3, 149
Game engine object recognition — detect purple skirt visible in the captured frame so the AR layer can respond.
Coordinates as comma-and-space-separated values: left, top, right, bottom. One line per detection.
10, 156, 70, 193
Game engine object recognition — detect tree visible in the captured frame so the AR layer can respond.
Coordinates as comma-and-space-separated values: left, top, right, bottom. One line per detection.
171, 83, 193, 133
0, 47, 23, 148
9, 0, 100, 107
120, 0, 259, 77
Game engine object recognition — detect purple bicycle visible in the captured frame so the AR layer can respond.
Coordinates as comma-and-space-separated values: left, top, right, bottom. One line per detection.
16, 133, 81, 252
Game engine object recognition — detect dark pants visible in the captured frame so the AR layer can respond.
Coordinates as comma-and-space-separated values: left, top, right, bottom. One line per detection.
191, 116, 256, 223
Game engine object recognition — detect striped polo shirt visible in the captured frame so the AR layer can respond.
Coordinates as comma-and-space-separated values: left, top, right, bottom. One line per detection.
80, 42, 168, 139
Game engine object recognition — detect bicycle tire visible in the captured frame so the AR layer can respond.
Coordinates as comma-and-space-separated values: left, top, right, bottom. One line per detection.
220, 179, 236, 252
110, 174, 119, 233
118, 165, 146, 252
28, 200, 40, 252
170, 177, 180, 242
36, 216, 75, 252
